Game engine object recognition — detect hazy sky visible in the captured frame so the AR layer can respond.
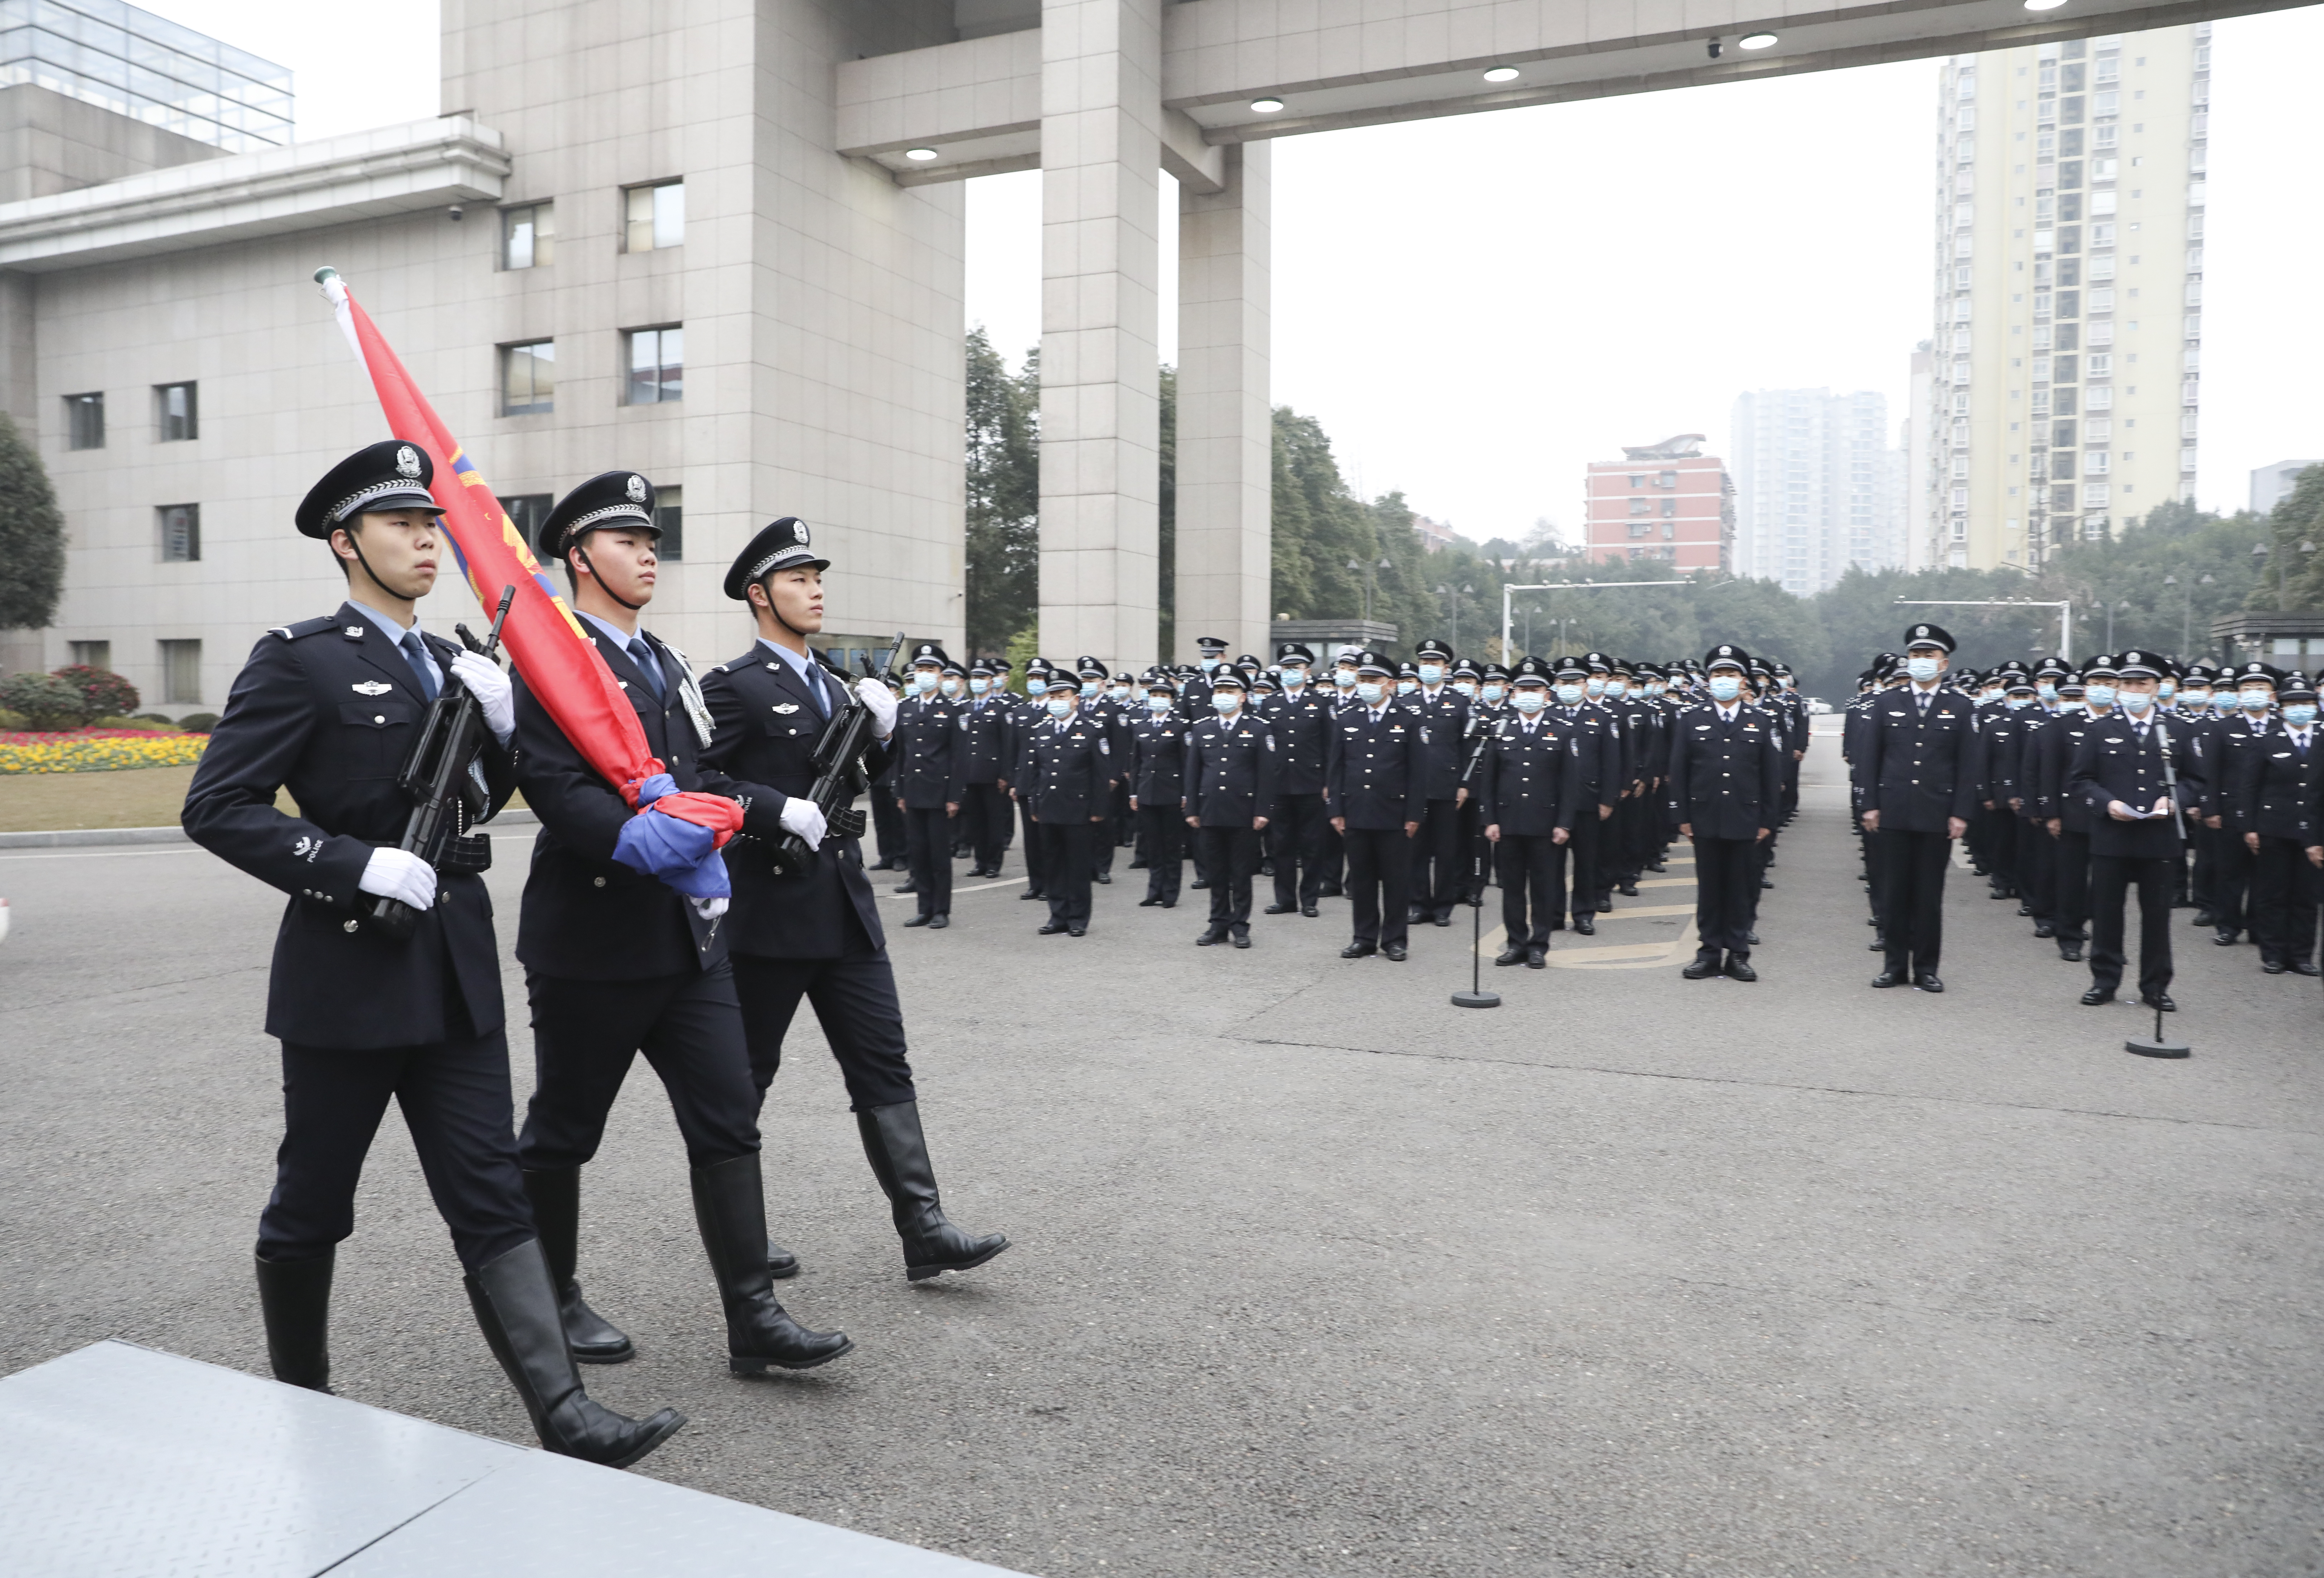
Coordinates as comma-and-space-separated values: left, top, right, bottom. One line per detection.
156, 1, 2320, 543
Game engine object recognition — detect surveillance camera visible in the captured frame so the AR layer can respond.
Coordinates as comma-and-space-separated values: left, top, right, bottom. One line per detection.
448, 205, 465, 221
1706, 37, 1723, 59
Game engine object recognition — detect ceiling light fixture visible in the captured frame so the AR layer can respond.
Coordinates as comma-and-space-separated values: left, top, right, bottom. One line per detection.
1250, 97, 1285, 113
2023, 0, 2067, 9
1483, 66, 1520, 83
903, 147, 939, 161
1738, 31, 1778, 49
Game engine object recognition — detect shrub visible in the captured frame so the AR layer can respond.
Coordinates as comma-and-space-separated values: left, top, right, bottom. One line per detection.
94, 714, 178, 731
0, 707, 23, 730
178, 711, 220, 732
0, 671, 91, 730
52, 663, 138, 718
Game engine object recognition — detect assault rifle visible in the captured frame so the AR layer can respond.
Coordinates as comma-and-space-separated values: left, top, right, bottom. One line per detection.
366, 585, 515, 941
757, 630, 910, 878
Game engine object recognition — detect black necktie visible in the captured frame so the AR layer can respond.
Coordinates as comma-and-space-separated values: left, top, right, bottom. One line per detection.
804, 660, 828, 717
628, 637, 667, 704
399, 630, 440, 701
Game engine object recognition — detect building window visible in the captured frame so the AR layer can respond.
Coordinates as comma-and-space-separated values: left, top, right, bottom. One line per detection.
1656, 470, 1678, 489
624, 180, 684, 252
501, 340, 554, 416
2085, 451, 2110, 474
158, 503, 199, 562
654, 485, 683, 560
502, 203, 554, 270
160, 639, 201, 704
69, 639, 110, 669
155, 382, 197, 441
65, 392, 104, 450
1660, 498, 1676, 517
1627, 521, 1651, 539
499, 493, 552, 543
624, 325, 683, 405
1628, 474, 1643, 488
1628, 499, 1651, 517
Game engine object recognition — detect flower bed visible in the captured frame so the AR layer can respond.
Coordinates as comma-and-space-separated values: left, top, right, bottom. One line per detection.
0, 730, 211, 774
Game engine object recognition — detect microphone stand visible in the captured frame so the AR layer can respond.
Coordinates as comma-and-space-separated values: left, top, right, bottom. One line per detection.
1452, 844, 1500, 1009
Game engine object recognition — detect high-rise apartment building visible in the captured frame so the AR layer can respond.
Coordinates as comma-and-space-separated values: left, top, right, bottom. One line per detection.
1731, 388, 1901, 596
1583, 435, 1733, 572
1920, 24, 2209, 570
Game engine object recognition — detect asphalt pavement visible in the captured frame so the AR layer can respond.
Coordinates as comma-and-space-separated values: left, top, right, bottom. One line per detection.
2, 734, 2318, 1577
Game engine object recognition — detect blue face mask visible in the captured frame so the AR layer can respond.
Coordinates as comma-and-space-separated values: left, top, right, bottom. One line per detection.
2121, 689, 2156, 715
912, 671, 939, 692
1211, 692, 1241, 713
1200, 657, 1219, 672
1080, 680, 1100, 697
2005, 695, 2032, 710
1046, 696, 1074, 717
2241, 689, 2272, 711
1281, 667, 1307, 688
2158, 682, 2177, 702
1481, 683, 1506, 704
2212, 692, 2238, 712
2285, 703, 2318, 727
1584, 678, 1606, 699
1553, 683, 1583, 706
1147, 693, 1173, 713
1396, 678, 1419, 695
1452, 680, 1476, 697
1417, 663, 1444, 685
1355, 681, 1384, 704
2085, 683, 2117, 707
969, 677, 988, 694
2037, 682, 2058, 701
1334, 669, 1357, 689
1511, 689, 1547, 713
1708, 675, 1742, 703
1906, 656, 1941, 683
939, 677, 962, 697
1108, 685, 1129, 702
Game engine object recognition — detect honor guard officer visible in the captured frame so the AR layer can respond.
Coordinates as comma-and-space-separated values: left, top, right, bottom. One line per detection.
1858, 624, 1979, 992
2069, 650, 2205, 1009
960, 660, 1013, 877
701, 518, 1009, 1283
1129, 671, 1189, 907
1259, 643, 1333, 918
1669, 646, 1787, 983
1476, 658, 1583, 968
183, 442, 683, 1467
1185, 668, 1278, 947
2227, 670, 2322, 975
892, 643, 965, 928
1405, 638, 1471, 928
512, 471, 852, 1379
1326, 652, 1428, 961
1026, 669, 1113, 935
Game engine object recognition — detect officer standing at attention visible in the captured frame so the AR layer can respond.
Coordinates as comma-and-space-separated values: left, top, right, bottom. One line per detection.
1326, 652, 1427, 961
891, 643, 965, 929
1258, 643, 1332, 918
184, 443, 682, 1466
1404, 638, 1471, 928
512, 471, 853, 1379
1858, 624, 1979, 992
1128, 671, 1188, 908
959, 659, 1013, 878
699, 519, 1009, 1283
1026, 667, 1112, 935
1002, 661, 1055, 902
2068, 650, 2204, 1010
1547, 656, 1613, 936
1185, 668, 1278, 948
1476, 657, 1582, 969
2227, 670, 2322, 976
1668, 646, 1787, 983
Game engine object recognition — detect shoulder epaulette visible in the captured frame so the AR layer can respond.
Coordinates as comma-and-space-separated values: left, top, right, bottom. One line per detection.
269, 614, 343, 641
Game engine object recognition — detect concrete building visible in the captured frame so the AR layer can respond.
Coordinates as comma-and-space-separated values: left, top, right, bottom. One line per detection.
0, 0, 2293, 710
1922, 24, 2211, 572
1412, 513, 1457, 553
2250, 458, 2319, 515
1583, 435, 1732, 573
1731, 388, 1899, 596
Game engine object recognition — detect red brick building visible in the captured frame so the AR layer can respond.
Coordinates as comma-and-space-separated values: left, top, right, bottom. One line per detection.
1584, 435, 1735, 572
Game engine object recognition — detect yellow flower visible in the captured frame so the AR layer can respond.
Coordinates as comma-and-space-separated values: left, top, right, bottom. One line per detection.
0, 732, 209, 774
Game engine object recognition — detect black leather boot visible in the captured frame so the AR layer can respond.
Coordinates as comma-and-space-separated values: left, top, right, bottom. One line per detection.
522, 1167, 634, 1364
690, 1154, 854, 1373
255, 1250, 334, 1393
464, 1239, 684, 1469
856, 1101, 1011, 1281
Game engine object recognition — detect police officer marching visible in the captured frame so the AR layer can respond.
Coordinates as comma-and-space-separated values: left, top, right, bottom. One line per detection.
1185, 668, 1278, 948
182, 442, 684, 1467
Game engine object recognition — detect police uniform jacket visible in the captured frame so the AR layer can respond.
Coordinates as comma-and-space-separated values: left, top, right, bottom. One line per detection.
1128, 711, 1188, 804
1666, 701, 1787, 840
1325, 700, 1427, 830
1185, 711, 1279, 827
2067, 711, 2204, 860
512, 624, 733, 979
2034, 710, 2100, 832
891, 693, 967, 809
1476, 713, 1584, 837
698, 645, 890, 961
1407, 687, 1471, 800
1026, 710, 1112, 822
1258, 689, 1332, 796
183, 604, 519, 1050
2226, 721, 2321, 843
1855, 684, 1980, 831
960, 694, 1012, 784
1002, 694, 1045, 788
2204, 713, 2275, 823
1550, 704, 1610, 807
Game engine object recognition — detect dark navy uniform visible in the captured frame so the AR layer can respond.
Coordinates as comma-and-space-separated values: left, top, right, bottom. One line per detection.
1258, 653, 1332, 914
1856, 633, 1979, 988
1667, 659, 1786, 976
1476, 690, 1584, 960
1325, 660, 1427, 957
2225, 699, 2321, 973
1003, 667, 1055, 898
959, 669, 1014, 876
2068, 688, 2204, 1004
1546, 662, 1614, 932
1185, 698, 1278, 941
1027, 698, 1112, 933
1129, 700, 1189, 906
891, 647, 966, 923
1405, 671, 1471, 926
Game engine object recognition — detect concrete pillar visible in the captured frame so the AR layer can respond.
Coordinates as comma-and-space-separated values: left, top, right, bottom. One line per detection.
1172, 140, 1270, 663
1037, 0, 1163, 669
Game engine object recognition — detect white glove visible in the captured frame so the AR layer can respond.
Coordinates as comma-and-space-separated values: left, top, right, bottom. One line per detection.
779, 797, 829, 848
691, 895, 729, 920
451, 650, 515, 743
857, 677, 899, 737
358, 847, 437, 911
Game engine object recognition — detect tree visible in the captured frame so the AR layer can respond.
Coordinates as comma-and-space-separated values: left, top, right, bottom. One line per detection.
2257, 464, 2324, 611
963, 329, 1040, 656
0, 410, 65, 631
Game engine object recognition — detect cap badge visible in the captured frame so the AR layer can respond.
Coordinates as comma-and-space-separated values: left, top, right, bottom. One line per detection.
626, 474, 647, 503
395, 446, 420, 478
795, 520, 811, 547
352, 680, 394, 696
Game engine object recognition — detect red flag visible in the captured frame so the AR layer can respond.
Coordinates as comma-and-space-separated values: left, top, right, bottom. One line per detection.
315, 269, 740, 866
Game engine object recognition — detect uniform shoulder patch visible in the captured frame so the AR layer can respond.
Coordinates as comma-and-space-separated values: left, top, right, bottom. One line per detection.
269, 614, 342, 641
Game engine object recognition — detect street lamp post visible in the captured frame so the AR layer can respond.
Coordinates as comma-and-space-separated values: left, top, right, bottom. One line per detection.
1348, 556, 1393, 624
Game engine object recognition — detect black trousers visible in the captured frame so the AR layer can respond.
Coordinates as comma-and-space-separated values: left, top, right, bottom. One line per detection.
1016, 793, 1048, 892
902, 804, 954, 916
2212, 831, 2257, 936
1875, 827, 1953, 977
1561, 807, 1604, 922
2054, 828, 2092, 944
962, 782, 1011, 870
1495, 834, 1560, 949
2089, 853, 2175, 998
1269, 792, 1328, 908
1136, 803, 1185, 901
2018, 816, 2056, 921
1413, 798, 1462, 919
1317, 820, 1343, 889
731, 919, 915, 1114
2249, 834, 2321, 966
262, 1030, 534, 1273
1342, 825, 1413, 949
871, 787, 906, 866
1092, 793, 1118, 876
1198, 825, 1259, 931
517, 965, 760, 1173
1039, 820, 1096, 926
1692, 834, 1759, 955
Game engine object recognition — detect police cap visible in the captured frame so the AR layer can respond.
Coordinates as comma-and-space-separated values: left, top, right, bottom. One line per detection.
296, 440, 444, 538
723, 515, 828, 599
539, 471, 658, 564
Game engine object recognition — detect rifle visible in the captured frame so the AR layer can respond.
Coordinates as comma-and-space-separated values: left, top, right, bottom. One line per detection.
757, 630, 910, 878
365, 585, 515, 941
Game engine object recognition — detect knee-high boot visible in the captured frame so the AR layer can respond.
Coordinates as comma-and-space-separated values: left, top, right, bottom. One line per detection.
857, 1100, 1011, 1281
254, 1250, 334, 1393
689, 1153, 854, 1374
521, 1166, 635, 1364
